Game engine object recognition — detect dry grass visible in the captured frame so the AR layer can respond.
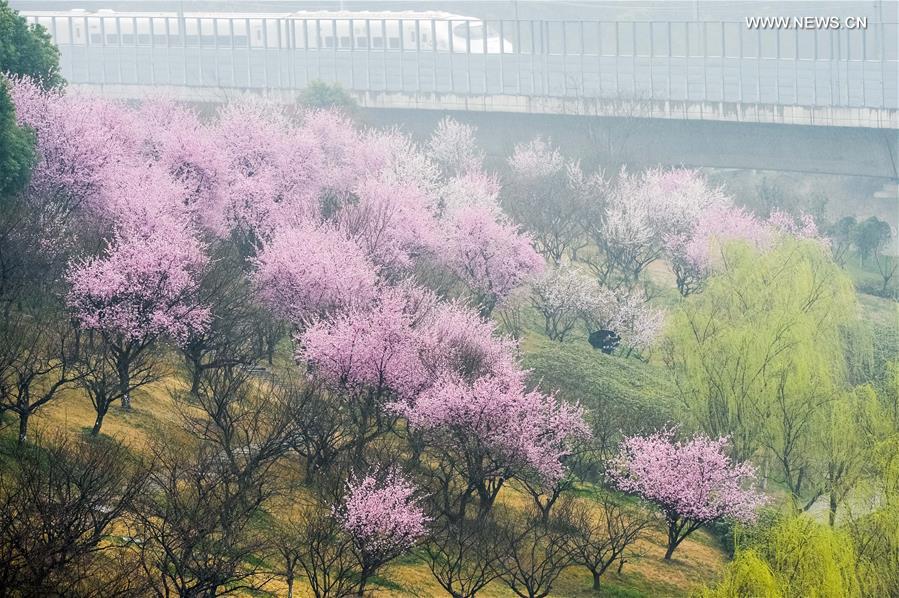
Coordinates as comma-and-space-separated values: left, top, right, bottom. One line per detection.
16, 367, 726, 598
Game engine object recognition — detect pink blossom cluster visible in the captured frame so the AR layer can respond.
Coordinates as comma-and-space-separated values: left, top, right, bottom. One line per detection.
766, 209, 826, 242
440, 204, 545, 312
338, 471, 429, 556
66, 212, 211, 345
399, 374, 589, 485
252, 222, 380, 324
609, 430, 768, 524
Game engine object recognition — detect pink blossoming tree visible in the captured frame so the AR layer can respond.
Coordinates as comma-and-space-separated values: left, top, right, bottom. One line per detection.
664, 203, 771, 296
66, 212, 210, 410
608, 430, 768, 560
396, 373, 588, 518
441, 204, 544, 315
337, 471, 429, 595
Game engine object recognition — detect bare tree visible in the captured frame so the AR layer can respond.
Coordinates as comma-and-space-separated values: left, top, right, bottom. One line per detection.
293, 506, 359, 598
493, 506, 577, 598
130, 369, 298, 596
0, 312, 83, 445
570, 491, 655, 591
424, 516, 502, 598
73, 329, 158, 436
0, 432, 149, 597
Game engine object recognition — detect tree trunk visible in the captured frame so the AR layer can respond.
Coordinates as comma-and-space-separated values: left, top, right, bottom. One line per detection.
286, 575, 294, 598
664, 543, 676, 560
592, 571, 602, 591
17, 411, 29, 446
117, 355, 132, 411
829, 491, 838, 527
90, 405, 108, 436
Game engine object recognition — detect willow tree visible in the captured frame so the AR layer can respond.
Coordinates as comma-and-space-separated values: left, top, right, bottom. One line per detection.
699, 515, 861, 598
663, 239, 860, 506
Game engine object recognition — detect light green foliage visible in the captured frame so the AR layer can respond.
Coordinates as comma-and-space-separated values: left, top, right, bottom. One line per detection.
700, 515, 861, 598
663, 239, 861, 504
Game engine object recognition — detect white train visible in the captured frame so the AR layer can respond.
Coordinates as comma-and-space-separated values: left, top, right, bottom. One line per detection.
21, 8, 515, 53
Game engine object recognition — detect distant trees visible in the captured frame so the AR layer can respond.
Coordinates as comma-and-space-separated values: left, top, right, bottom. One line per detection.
609, 430, 767, 560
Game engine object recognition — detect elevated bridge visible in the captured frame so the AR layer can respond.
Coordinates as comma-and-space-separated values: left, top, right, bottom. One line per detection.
22, 10, 899, 178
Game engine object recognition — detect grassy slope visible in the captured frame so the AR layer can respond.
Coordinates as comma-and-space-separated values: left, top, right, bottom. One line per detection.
3, 336, 727, 597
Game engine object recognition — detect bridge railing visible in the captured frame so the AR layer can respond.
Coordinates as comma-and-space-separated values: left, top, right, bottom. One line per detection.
27, 14, 899, 111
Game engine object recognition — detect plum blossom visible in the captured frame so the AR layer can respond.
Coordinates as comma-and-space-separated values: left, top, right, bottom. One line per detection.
338, 471, 429, 556
507, 137, 566, 180
252, 222, 380, 324
609, 429, 768, 559
398, 373, 589, 486
66, 212, 210, 346
337, 175, 441, 272
297, 284, 436, 401
427, 116, 484, 176
441, 204, 545, 315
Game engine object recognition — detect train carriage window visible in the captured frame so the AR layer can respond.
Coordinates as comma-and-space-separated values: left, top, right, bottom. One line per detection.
185, 18, 200, 46
385, 20, 400, 50
370, 20, 384, 49
336, 19, 352, 49
231, 19, 247, 47
265, 19, 281, 48
248, 19, 263, 48
304, 21, 319, 49
120, 18, 135, 45
200, 18, 216, 46
152, 18, 168, 46
451, 20, 470, 52
137, 18, 152, 45
499, 20, 517, 54
88, 17, 102, 45
418, 20, 433, 51
292, 21, 306, 49
433, 20, 449, 51
54, 17, 71, 44
321, 20, 336, 49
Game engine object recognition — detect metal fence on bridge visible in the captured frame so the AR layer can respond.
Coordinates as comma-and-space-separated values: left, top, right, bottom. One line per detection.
28, 14, 899, 111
